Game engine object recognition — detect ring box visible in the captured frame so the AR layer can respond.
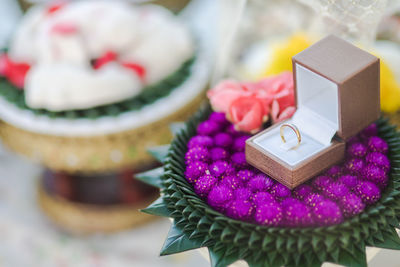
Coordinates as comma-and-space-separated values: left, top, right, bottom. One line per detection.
245, 35, 380, 189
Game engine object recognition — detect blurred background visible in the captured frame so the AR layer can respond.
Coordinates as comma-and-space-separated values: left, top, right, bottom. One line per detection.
0, 0, 400, 266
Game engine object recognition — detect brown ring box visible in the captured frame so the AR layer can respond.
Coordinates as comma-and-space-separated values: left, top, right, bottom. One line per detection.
245, 35, 380, 189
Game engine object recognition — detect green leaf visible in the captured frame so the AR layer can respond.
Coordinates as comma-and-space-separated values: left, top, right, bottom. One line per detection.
311, 235, 322, 251
148, 145, 171, 163
135, 167, 164, 188
336, 243, 367, 267
160, 223, 203, 256
233, 230, 248, 245
372, 228, 400, 250
209, 248, 238, 267
141, 197, 170, 217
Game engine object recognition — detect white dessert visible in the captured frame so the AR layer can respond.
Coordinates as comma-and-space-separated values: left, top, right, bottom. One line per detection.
8, 0, 194, 111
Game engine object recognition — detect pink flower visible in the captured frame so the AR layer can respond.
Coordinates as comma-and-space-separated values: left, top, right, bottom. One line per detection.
228, 96, 267, 133
271, 100, 296, 123
207, 80, 250, 113
249, 71, 296, 124
256, 71, 295, 111
207, 71, 296, 133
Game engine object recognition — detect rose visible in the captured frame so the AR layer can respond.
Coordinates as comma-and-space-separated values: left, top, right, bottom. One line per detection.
254, 71, 295, 123
228, 96, 268, 133
207, 80, 251, 113
208, 80, 270, 133
207, 72, 296, 133
271, 100, 296, 123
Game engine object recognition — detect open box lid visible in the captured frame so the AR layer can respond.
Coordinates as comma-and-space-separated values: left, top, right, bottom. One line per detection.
292, 35, 380, 143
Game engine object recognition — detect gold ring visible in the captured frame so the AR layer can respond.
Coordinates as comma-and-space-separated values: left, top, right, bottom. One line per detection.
280, 123, 301, 150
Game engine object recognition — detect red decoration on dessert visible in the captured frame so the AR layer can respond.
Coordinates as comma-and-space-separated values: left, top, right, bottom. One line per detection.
93, 51, 118, 70
51, 23, 78, 35
0, 54, 30, 89
121, 62, 147, 81
46, 1, 66, 14
93, 52, 147, 81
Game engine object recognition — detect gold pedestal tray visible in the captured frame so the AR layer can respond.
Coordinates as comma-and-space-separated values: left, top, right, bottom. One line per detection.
17, 0, 191, 13
0, 92, 205, 173
37, 183, 158, 235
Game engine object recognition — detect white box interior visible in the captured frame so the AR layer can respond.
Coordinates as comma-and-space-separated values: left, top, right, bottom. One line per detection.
252, 64, 339, 166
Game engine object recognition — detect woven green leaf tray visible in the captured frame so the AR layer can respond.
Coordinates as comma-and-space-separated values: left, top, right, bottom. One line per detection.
138, 106, 400, 267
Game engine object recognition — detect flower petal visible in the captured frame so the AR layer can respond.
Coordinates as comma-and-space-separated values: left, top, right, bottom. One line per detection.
229, 97, 264, 133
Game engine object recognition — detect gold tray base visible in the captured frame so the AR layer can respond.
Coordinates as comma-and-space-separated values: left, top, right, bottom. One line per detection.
0, 93, 205, 173
37, 183, 158, 235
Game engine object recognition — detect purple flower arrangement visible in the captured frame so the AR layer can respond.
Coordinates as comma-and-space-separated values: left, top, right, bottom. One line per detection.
184, 112, 390, 227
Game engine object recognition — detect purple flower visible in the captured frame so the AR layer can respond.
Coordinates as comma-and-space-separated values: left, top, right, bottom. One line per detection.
209, 112, 229, 125
293, 184, 313, 200
194, 175, 218, 198
312, 176, 334, 191
209, 161, 233, 178
348, 135, 361, 145
189, 114, 391, 226
247, 175, 274, 192
231, 152, 248, 169
360, 123, 378, 139
207, 185, 233, 211
340, 193, 365, 218
271, 183, 291, 199
347, 142, 367, 158
312, 200, 343, 226
345, 158, 365, 175
185, 146, 209, 164
234, 188, 252, 201
304, 193, 325, 207
252, 192, 275, 206
210, 147, 229, 161
214, 133, 233, 148
324, 182, 350, 201
221, 175, 243, 190
232, 136, 250, 152
185, 161, 208, 184
282, 199, 313, 227
355, 181, 381, 205
197, 120, 220, 136
363, 164, 388, 187
188, 135, 214, 149
337, 175, 359, 188
280, 197, 299, 208
254, 202, 283, 226
226, 124, 241, 137
225, 199, 254, 220
366, 152, 390, 172
367, 136, 388, 154
325, 165, 343, 178
236, 169, 255, 183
